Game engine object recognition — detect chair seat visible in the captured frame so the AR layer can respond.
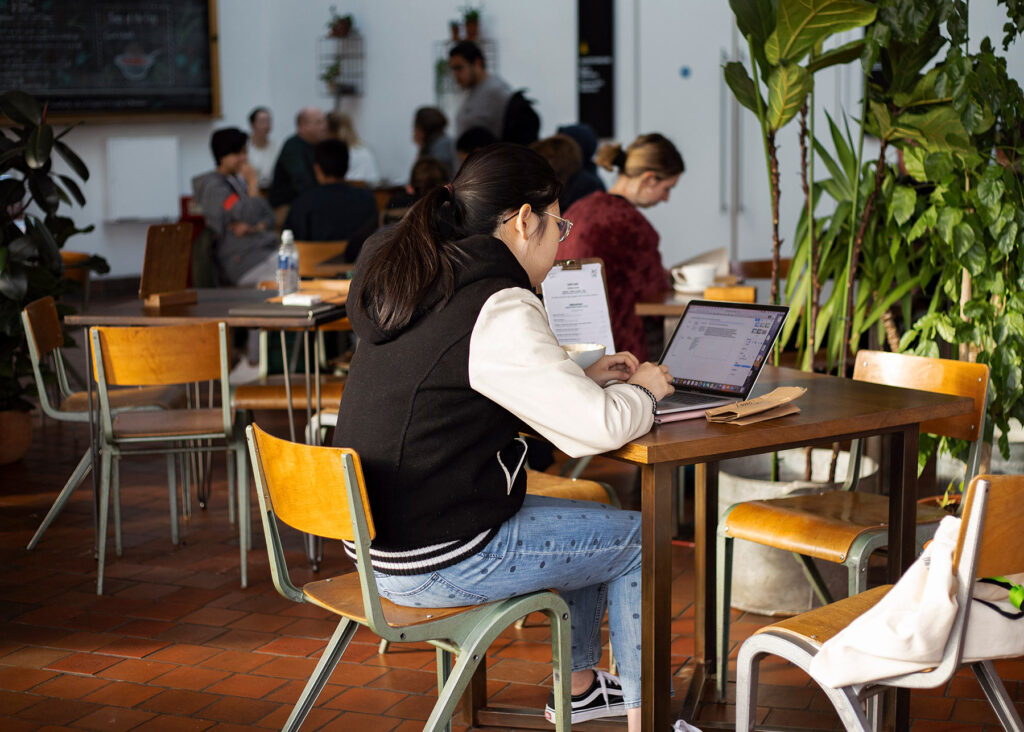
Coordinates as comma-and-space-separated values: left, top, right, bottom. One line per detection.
233, 375, 345, 411
526, 469, 616, 506
62, 385, 185, 412
759, 584, 892, 648
723, 491, 950, 563
303, 572, 479, 627
113, 408, 228, 439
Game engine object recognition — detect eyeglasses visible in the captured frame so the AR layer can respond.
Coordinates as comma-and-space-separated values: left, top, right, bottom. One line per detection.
501, 210, 573, 242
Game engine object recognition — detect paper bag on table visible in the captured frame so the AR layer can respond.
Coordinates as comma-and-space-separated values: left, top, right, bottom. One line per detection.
705, 386, 806, 425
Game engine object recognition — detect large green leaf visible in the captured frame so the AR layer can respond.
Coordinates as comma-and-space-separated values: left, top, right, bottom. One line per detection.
0, 265, 28, 301
27, 173, 60, 215
0, 91, 41, 126
766, 63, 812, 130
53, 140, 89, 182
890, 185, 917, 226
730, 0, 777, 46
24, 124, 54, 169
765, 0, 876, 65
723, 61, 765, 113
57, 174, 86, 206
805, 38, 864, 72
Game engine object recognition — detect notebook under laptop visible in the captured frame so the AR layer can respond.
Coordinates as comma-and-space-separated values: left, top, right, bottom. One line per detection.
654, 300, 789, 415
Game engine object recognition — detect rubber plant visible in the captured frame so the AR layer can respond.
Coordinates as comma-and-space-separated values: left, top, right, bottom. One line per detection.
0, 90, 106, 412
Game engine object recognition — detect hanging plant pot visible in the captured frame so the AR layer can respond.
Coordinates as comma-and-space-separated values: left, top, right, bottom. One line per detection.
449, 21, 460, 41
0, 410, 33, 465
719, 448, 878, 616
464, 18, 479, 41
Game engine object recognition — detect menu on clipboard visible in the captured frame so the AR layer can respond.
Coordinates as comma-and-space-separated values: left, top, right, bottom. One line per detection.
540, 258, 616, 352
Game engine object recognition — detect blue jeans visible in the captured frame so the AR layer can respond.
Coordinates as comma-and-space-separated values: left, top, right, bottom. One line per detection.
375, 494, 643, 708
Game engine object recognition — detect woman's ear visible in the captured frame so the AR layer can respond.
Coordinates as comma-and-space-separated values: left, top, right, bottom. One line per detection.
638, 171, 659, 189
513, 203, 533, 237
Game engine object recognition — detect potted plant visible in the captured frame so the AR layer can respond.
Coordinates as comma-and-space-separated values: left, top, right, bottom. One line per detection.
0, 90, 105, 463
460, 5, 481, 41
449, 20, 461, 42
326, 7, 353, 38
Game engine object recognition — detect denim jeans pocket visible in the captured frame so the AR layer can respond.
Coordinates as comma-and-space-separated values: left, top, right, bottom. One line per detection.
376, 571, 491, 607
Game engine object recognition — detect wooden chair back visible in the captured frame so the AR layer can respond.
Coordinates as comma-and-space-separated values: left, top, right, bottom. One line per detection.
296, 240, 349, 278
704, 285, 756, 303
139, 222, 194, 298
248, 423, 375, 542
23, 296, 63, 358
730, 258, 792, 280
91, 322, 222, 386
60, 250, 91, 287
853, 350, 988, 442
956, 474, 1024, 579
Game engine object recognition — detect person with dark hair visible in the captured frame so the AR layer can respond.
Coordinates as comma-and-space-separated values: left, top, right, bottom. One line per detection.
282, 139, 378, 260
333, 143, 675, 730
449, 40, 511, 138
385, 157, 451, 211
560, 133, 686, 361
192, 127, 278, 285
530, 133, 605, 211
554, 123, 607, 206
413, 106, 454, 176
268, 107, 328, 207
454, 125, 498, 166
247, 106, 278, 191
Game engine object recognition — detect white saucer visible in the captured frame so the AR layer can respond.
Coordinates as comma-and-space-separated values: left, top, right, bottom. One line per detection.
673, 283, 706, 294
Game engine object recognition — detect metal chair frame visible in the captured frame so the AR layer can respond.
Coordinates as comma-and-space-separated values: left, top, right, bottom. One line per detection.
90, 322, 248, 594
246, 424, 572, 732
735, 475, 1024, 731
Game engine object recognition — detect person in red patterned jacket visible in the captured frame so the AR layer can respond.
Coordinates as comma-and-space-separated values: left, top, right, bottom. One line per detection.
559, 134, 684, 361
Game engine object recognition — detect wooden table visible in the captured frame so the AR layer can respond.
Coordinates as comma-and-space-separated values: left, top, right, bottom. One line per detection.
463, 367, 972, 730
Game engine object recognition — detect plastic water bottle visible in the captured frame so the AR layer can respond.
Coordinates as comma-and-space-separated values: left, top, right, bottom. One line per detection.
276, 229, 299, 295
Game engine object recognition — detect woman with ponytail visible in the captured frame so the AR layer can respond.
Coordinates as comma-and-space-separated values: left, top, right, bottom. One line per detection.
334, 143, 674, 729
561, 133, 685, 360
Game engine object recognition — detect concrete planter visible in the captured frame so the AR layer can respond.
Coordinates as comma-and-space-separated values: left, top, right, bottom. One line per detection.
719, 448, 878, 616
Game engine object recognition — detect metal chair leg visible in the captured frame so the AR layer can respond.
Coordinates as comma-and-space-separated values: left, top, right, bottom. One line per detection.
972, 660, 1024, 731
284, 619, 357, 732
167, 454, 179, 545
96, 449, 113, 595
437, 647, 453, 732
236, 444, 249, 588
112, 457, 122, 556
26, 449, 92, 550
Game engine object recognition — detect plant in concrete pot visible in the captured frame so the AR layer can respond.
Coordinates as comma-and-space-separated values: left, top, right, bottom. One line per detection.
0, 90, 105, 463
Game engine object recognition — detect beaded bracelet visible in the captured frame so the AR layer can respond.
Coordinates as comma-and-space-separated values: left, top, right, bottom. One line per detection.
630, 383, 658, 414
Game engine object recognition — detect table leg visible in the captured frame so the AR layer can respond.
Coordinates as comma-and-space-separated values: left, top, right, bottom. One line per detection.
888, 425, 918, 731
694, 462, 718, 672
641, 462, 674, 731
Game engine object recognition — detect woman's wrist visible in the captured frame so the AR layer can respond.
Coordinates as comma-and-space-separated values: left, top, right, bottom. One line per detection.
629, 383, 658, 414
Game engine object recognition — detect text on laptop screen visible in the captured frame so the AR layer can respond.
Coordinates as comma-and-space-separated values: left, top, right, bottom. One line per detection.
661, 303, 787, 394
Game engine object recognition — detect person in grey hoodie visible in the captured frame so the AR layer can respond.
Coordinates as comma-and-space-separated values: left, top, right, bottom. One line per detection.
192, 127, 278, 285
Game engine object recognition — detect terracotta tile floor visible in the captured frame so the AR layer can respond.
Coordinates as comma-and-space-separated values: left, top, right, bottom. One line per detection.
2, 415, 1021, 730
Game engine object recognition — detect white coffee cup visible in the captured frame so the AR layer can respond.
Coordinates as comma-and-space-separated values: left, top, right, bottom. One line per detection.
672, 263, 717, 291
562, 343, 606, 369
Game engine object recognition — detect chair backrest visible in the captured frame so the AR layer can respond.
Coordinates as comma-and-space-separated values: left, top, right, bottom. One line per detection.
139, 222, 194, 298
704, 285, 756, 303
730, 257, 792, 280
295, 240, 348, 278
852, 350, 989, 443
886, 474, 1024, 689
91, 321, 231, 442
247, 424, 379, 607
22, 296, 74, 418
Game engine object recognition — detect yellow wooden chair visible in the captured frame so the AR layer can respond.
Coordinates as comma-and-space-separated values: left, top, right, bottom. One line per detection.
245, 424, 572, 732
717, 350, 989, 699
90, 321, 248, 594
21, 296, 181, 550
295, 239, 348, 279
735, 474, 1024, 731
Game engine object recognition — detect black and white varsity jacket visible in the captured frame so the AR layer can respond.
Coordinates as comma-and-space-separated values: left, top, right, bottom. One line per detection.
333, 233, 652, 575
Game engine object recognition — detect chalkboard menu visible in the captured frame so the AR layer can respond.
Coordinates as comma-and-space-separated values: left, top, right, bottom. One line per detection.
0, 0, 219, 119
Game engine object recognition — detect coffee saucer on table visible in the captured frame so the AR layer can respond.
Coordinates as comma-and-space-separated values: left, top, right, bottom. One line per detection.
673, 282, 705, 294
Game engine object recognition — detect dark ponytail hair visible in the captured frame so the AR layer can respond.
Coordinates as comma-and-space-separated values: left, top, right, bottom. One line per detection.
360, 143, 561, 333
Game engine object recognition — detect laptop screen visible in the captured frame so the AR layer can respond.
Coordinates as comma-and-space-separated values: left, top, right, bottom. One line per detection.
659, 300, 789, 397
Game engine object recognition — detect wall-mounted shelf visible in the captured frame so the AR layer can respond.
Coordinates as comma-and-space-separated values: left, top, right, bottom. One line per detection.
318, 35, 364, 97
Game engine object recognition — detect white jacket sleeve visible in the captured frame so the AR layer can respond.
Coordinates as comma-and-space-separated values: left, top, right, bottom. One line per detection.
468, 287, 654, 458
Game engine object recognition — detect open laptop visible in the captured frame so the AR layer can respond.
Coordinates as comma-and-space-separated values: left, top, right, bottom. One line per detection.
655, 300, 789, 415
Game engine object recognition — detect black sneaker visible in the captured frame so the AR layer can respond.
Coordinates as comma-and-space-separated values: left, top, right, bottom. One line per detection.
544, 669, 627, 723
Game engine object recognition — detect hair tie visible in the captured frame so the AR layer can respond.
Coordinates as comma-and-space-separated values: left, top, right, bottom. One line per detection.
444, 183, 455, 200
613, 148, 628, 170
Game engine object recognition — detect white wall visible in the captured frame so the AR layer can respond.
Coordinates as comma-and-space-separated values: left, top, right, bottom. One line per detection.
48, 0, 1022, 278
